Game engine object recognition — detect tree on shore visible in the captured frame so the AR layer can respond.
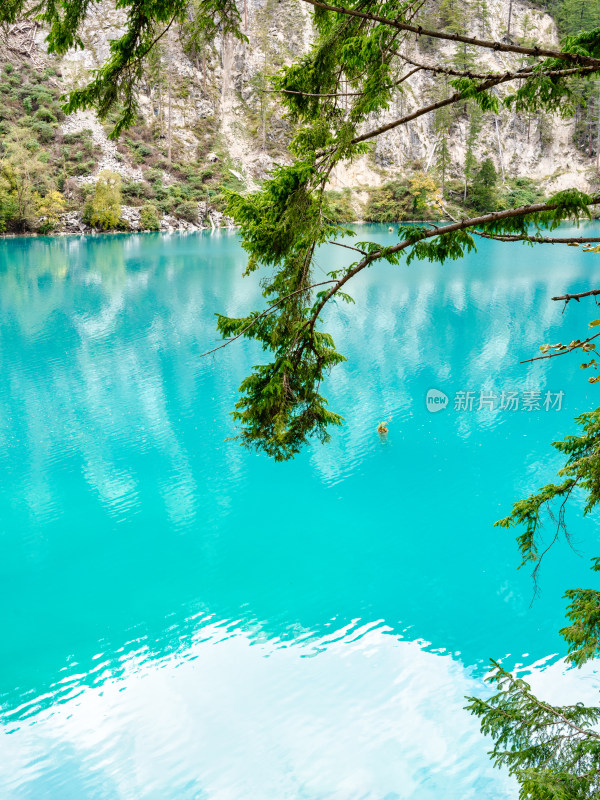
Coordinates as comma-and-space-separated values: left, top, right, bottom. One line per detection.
0, 127, 54, 231
463, 101, 482, 200
83, 170, 123, 230
6, 0, 600, 794
470, 156, 498, 210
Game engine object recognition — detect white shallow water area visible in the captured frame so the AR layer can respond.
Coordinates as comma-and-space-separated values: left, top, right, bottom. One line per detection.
5, 618, 598, 800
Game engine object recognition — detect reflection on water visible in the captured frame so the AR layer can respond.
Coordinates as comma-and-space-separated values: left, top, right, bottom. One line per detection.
0, 227, 599, 798
1, 622, 519, 800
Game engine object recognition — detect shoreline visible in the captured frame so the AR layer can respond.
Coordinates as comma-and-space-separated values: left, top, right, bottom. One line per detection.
0, 226, 239, 240
3, 215, 600, 240
0, 219, 453, 239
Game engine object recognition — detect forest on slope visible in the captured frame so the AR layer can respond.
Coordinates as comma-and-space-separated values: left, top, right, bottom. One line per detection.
0, 0, 600, 234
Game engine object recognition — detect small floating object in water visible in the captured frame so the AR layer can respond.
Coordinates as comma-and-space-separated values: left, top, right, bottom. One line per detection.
377, 420, 389, 434
388, 226, 393, 232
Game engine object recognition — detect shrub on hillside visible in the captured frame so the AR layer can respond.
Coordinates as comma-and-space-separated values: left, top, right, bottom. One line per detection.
122, 180, 154, 204
33, 190, 65, 233
143, 168, 163, 185
502, 177, 545, 209
174, 200, 198, 223
140, 203, 161, 230
365, 175, 439, 222
30, 121, 56, 143
34, 107, 57, 123
83, 170, 122, 230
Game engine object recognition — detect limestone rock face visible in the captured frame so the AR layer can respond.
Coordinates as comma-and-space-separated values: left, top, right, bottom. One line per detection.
5, 0, 597, 201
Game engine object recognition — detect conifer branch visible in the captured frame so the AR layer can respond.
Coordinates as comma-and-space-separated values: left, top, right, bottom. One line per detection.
308, 196, 600, 330
396, 51, 597, 81
199, 279, 336, 358
299, 0, 600, 67
350, 72, 521, 145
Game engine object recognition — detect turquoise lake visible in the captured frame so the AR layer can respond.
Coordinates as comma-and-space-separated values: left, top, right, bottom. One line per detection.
0, 225, 599, 798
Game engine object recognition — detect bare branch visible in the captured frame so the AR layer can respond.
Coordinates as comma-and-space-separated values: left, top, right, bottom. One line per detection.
350, 72, 515, 145
326, 239, 368, 255
552, 289, 600, 302
476, 233, 600, 244
262, 66, 422, 98
531, 481, 579, 598
396, 51, 598, 81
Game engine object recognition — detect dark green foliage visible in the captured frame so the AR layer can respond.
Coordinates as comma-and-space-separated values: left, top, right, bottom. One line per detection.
502, 177, 546, 209
217, 152, 354, 458
496, 408, 600, 568
548, 0, 600, 36
122, 180, 154, 204
470, 157, 498, 211
174, 200, 198, 223
568, 77, 600, 157
464, 103, 483, 192
34, 107, 57, 123
467, 661, 600, 799
561, 558, 600, 667
0, 185, 18, 232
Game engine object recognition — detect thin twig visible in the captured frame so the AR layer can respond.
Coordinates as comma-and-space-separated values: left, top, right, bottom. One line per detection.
199, 280, 336, 358
531, 482, 578, 600
476, 233, 600, 244
262, 67, 422, 99
327, 239, 368, 255
520, 332, 600, 364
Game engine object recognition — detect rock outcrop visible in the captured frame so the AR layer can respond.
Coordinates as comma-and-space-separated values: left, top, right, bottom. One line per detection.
2, 0, 597, 221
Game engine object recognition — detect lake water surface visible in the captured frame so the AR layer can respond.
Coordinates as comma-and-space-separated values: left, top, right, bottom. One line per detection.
1, 226, 599, 799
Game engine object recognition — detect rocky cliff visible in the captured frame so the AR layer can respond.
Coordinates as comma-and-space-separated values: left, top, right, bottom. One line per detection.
0, 0, 597, 228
